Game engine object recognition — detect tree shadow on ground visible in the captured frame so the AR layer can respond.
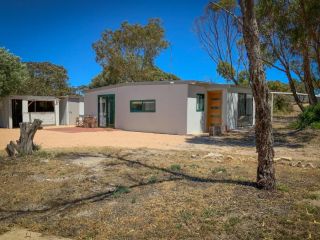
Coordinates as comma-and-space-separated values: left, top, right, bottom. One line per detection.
0, 153, 257, 221
186, 128, 317, 149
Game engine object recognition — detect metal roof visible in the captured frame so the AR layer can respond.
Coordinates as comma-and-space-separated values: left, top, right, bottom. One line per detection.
85, 80, 250, 93
7, 95, 59, 101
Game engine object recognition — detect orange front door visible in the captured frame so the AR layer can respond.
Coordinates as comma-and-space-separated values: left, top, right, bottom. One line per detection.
207, 91, 222, 131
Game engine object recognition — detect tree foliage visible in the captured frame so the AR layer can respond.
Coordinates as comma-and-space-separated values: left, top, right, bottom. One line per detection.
20, 62, 71, 96
195, 0, 249, 85
0, 48, 28, 97
257, 0, 319, 108
91, 19, 179, 87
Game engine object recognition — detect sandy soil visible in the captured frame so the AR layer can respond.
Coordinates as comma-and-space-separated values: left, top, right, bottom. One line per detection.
0, 227, 71, 240
1, 125, 319, 164
0, 127, 191, 150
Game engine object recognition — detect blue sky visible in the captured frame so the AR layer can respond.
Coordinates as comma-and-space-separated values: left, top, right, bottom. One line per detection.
0, 0, 285, 87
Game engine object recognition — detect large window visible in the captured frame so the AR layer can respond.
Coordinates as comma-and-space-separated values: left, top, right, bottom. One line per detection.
196, 94, 205, 112
28, 101, 54, 112
130, 100, 156, 112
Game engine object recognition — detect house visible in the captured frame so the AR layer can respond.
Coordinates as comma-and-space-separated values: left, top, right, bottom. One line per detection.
59, 96, 84, 125
0, 95, 60, 128
84, 81, 255, 135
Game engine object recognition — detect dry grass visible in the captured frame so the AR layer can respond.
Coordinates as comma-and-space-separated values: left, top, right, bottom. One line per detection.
0, 143, 319, 239
0, 123, 319, 239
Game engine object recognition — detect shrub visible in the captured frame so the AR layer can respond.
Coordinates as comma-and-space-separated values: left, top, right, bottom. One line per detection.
273, 95, 293, 113
294, 103, 320, 129
170, 164, 181, 172
112, 186, 130, 198
147, 175, 157, 183
276, 183, 289, 192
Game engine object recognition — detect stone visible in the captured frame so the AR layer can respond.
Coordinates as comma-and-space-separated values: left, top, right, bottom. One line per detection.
289, 162, 296, 167
305, 163, 315, 169
203, 152, 223, 159
225, 155, 234, 161
274, 156, 292, 162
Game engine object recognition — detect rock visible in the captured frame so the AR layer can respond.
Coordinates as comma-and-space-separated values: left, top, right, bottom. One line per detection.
191, 154, 197, 159
225, 155, 234, 161
305, 163, 315, 168
289, 162, 296, 167
203, 152, 223, 159
274, 156, 292, 162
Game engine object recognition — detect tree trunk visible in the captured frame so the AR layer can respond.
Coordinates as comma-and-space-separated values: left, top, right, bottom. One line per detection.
299, 0, 318, 105
239, 0, 275, 190
285, 67, 305, 111
6, 119, 42, 157
301, 44, 318, 105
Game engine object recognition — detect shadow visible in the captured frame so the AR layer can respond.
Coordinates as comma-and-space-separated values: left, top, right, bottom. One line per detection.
113, 153, 257, 188
0, 152, 257, 221
0, 177, 182, 221
186, 127, 317, 149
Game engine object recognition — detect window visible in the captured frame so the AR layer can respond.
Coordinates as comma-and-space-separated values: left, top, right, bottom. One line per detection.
130, 100, 156, 112
28, 101, 54, 112
196, 94, 205, 112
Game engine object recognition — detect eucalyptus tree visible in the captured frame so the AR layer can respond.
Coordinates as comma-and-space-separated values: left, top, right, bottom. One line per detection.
258, 0, 318, 106
206, 0, 276, 190
92, 18, 179, 87
0, 48, 28, 97
21, 62, 71, 96
256, 0, 305, 111
195, 0, 249, 85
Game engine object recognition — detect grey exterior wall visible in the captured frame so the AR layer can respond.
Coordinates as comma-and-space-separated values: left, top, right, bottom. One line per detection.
68, 99, 80, 125
85, 83, 189, 134
187, 85, 207, 134
85, 82, 255, 135
59, 98, 68, 125
0, 97, 10, 128
59, 97, 84, 125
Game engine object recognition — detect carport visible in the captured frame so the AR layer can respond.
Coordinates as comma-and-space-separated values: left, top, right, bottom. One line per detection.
0, 95, 60, 128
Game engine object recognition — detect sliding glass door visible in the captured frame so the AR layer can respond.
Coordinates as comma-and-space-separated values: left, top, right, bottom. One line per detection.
237, 93, 253, 127
98, 94, 115, 128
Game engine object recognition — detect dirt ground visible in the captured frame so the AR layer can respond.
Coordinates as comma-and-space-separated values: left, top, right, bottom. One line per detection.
1, 124, 319, 163
0, 124, 319, 239
0, 126, 190, 151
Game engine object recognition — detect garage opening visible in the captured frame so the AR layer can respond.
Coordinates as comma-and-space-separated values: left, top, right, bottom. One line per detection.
12, 99, 22, 128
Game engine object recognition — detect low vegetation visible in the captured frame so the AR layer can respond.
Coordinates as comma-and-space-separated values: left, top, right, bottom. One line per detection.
0, 138, 319, 239
292, 103, 320, 129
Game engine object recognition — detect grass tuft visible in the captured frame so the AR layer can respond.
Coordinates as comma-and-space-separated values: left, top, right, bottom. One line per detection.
224, 217, 241, 233
112, 186, 130, 198
305, 193, 320, 200
277, 183, 290, 192
147, 175, 158, 183
212, 167, 227, 174
170, 164, 181, 172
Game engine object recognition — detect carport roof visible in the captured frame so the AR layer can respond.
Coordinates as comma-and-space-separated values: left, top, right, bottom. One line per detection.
7, 95, 59, 101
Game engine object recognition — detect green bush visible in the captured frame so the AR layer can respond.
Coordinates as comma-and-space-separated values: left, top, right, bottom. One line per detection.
170, 164, 181, 172
273, 95, 293, 113
294, 103, 320, 129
